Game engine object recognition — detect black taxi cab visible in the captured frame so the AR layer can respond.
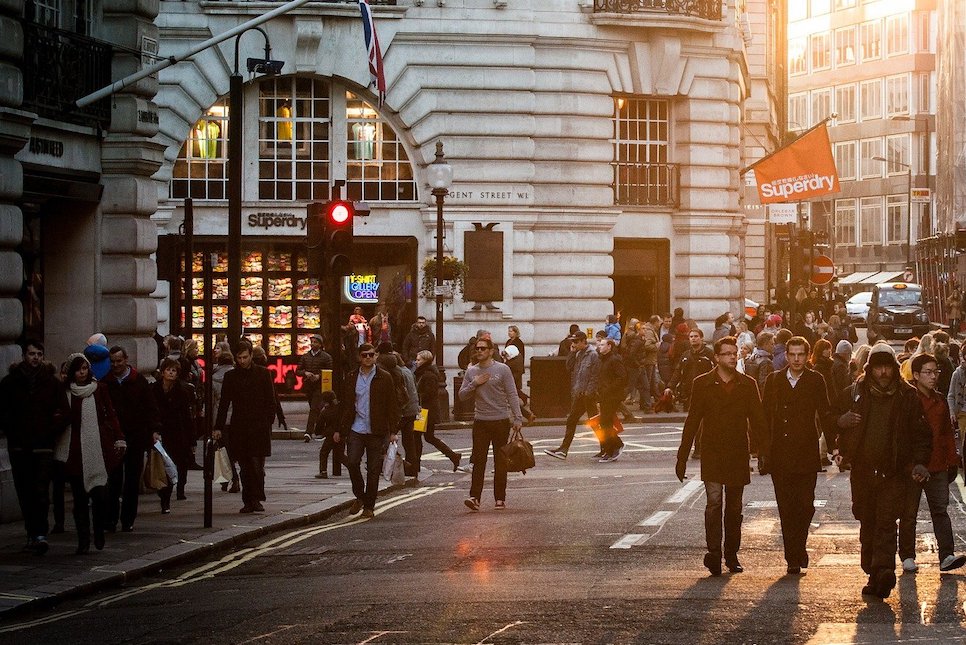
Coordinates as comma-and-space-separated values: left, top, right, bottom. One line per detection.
867, 282, 930, 342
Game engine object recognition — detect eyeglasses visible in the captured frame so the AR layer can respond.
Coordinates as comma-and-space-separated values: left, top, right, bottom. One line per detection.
919, 369, 941, 376
475, 346, 491, 351
360, 352, 376, 358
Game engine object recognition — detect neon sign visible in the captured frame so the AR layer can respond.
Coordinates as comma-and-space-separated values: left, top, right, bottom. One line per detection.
344, 274, 380, 303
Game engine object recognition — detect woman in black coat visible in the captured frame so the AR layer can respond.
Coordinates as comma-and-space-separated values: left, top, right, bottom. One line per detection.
152, 357, 195, 512
413, 351, 463, 471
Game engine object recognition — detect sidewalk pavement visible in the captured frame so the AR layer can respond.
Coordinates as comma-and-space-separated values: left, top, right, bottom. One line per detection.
0, 407, 687, 620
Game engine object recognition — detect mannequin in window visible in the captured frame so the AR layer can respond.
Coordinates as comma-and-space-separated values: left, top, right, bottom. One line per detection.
276, 102, 293, 142
194, 119, 221, 159
351, 121, 377, 160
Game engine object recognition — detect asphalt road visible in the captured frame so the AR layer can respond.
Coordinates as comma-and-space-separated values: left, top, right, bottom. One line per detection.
3, 423, 966, 644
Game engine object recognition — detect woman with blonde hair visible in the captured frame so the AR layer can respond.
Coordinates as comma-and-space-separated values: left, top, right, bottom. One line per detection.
900, 333, 935, 381
850, 344, 872, 383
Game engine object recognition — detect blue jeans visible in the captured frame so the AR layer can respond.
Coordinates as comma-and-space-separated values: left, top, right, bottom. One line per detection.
346, 431, 388, 511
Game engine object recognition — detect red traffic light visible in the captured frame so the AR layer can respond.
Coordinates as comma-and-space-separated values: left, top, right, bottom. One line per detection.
328, 201, 352, 224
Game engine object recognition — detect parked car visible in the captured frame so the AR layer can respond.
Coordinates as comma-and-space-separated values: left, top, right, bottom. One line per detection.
845, 291, 873, 326
867, 282, 929, 342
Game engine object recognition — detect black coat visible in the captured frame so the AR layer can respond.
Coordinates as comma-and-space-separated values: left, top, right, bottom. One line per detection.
152, 380, 195, 468
414, 361, 441, 428
597, 352, 628, 403
761, 368, 834, 475
0, 362, 66, 452
105, 368, 161, 450
340, 366, 399, 436
678, 370, 766, 486
215, 364, 276, 458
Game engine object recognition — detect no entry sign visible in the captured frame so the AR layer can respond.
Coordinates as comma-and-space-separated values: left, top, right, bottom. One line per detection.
810, 254, 835, 285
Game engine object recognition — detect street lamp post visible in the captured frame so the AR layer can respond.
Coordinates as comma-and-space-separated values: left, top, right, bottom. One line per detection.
426, 141, 453, 421
872, 155, 913, 267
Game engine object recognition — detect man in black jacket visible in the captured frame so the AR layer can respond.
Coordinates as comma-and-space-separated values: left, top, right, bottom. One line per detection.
760, 336, 834, 574
833, 342, 931, 600
339, 343, 399, 518
401, 316, 435, 366
0, 341, 65, 554
105, 346, 161, 532
214, 339, 277, 513
296, 334, 333, 442
664, 328, 715, 411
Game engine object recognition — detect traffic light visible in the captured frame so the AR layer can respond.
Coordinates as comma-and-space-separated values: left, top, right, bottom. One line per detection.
323, 199, 354, 276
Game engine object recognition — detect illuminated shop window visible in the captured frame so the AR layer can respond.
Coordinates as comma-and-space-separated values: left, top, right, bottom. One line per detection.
171, 101, 229, 200
346, 92, 416, 201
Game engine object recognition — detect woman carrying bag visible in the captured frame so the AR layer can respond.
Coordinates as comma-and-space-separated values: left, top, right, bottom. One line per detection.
152, 357, 196, 512
414, 350, 464, 472
55, 354, 125, 554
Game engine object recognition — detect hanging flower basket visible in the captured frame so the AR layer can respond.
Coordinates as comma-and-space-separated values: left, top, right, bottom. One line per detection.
421, 256, 469, 299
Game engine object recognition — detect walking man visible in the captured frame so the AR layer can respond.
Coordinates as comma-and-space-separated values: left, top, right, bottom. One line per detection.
596, 337, 628, 462
459, 336, 522, 511
0, 340, 65, 554
832, 343, 932, 599
214, 339, 277, 513
898, 353, 966, 574
339, 343, 399, 518
676, 336, 765, 576
104, 346, 160, 532
296, 334, 333, 442
759, 336, 834, 574
664, 328, 715, 411
544, 331, 599, 460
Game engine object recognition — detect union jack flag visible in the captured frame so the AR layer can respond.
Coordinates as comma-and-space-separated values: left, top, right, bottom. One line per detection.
358, 0, 387, 108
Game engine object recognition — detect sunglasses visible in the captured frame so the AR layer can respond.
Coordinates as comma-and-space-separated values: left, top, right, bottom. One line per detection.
360, 352, 376, 357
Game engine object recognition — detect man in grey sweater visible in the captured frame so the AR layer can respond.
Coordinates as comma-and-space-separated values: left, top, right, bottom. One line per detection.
458, 336, 523, 511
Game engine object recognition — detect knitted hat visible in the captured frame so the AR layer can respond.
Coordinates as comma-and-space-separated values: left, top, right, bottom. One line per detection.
835, 340, 853, 356
767, 314, 783, 326
866, 342, 897, 369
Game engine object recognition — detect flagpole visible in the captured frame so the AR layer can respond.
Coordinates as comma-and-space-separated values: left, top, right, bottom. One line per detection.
740, 113, 838, 175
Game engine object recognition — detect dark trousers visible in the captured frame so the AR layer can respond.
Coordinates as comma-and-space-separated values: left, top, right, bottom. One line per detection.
772, 472, 817, 567
318, 436, 344, 476
237, 455, 266, 507
51, 461, 65, 530
625, 366, 641, 400
469, 418, 511, 502
399, 415, 422, 476
598, 398, 624, 455
107, 445, 147, 529
704, 481, 744, 559
424, 423, 460, 464
899, 469, 954, 562
9, 450, 53, 539
559, 394, 598, 453
850, 469, 903, 575
346, 431, 387, 511
306, 389, 323, 436
68, 477, 106, 546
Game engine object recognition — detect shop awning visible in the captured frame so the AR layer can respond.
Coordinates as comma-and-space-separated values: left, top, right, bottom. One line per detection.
858, 270, 906, 285
838, 271, 878, 285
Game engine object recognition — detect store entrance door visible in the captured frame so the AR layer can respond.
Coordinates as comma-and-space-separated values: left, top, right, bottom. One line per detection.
611, 238, 670, 320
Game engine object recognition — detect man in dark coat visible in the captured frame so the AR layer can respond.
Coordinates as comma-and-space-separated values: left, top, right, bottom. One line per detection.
214, 339, 277, 513
832, 342, 932, 600
664, 328, 715, 411
339, 343, 399, 518
597, 338, 628, 462
0, 340, 66, 554
759, 336, 834, 574
296, 334, 333, 442
676, 336, 765, 576
104, 346, 161, 532
401, 316, 436, 366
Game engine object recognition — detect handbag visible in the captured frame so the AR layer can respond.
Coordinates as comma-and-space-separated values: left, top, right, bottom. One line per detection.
213, 447, 232, 484
142, 449, 168, 490
413, 408, 429, 433
499, 428, 535, 474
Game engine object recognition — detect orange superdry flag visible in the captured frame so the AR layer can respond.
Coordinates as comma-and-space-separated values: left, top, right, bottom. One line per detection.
751, 123, 840, 204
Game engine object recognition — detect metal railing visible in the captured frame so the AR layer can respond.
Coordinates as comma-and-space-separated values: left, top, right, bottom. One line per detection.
613, 162, 679, 207
22, 23, 112, 128
594, 0, 723, 20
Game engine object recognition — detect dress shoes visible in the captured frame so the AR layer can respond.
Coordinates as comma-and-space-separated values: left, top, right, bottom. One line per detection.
725, 558, 743, 574
704, 552, 722, 576
349, 499, 363, 515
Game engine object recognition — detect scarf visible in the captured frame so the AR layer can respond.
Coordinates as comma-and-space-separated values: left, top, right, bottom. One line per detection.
868, 378, 898, 398
55, 381, 109, 493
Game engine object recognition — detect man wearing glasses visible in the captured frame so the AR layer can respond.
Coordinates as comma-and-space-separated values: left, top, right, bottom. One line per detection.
897, 353, 966, 574
759, 336, 835, 574
675, 336, 765, 577
458, 337, 523, 511
339, 343, 399, 519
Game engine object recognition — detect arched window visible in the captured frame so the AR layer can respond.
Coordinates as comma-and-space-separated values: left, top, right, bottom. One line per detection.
169, 76, 417, 203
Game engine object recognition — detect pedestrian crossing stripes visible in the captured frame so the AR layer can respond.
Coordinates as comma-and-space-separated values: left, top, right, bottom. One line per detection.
746, 500, 827, 509
611, 479, 705, 549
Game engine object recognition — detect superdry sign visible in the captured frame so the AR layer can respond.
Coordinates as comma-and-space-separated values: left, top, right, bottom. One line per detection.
749, 123, 841, 205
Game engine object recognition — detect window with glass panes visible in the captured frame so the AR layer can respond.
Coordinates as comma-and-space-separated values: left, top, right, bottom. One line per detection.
812, 0, 830, 15
860, 79, 882, 121
885, 195, 906, 244
810, 32, 831, 71
860, 20, 881, 61
860, 138, 883, 178
834, 27, 856, 66
789, 37, 807, 75
885, 14, 909, 56
27, 0, 91, 33
835, 141, 856, 180
171, 100, 230, 200
834, 0, 856, 9
885, 134, 910, 174
789, 93, 808, 130
835, 199, 857, 245
811, 89, 832, 124
612, 97, 673, 206
860, 196, 883, 246
346, 92, 417, 201
885, 75, 909, 117
835, 84, 856, 122
916, 73, 931, 113
914, 12, 932, 52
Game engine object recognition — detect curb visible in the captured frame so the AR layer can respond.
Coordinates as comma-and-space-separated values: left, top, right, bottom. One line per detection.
0, 474, 428, 620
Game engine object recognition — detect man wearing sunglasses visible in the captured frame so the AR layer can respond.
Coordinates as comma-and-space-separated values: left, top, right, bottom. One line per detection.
339, 343, 399, 519
458, 337, 523, 511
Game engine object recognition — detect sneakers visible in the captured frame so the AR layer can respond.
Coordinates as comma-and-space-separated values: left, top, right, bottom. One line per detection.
361, 509, 375, 519
464, 497, 481, 511
303, 433, 312, 443
349, 499, 363, 515
495, 500, 506, 510
598, 453, 615, 463
902, 557, 918, 573
30, 536, 49, 555
544, 449, 567, 460
940, 554, 966, 571
253, 502, 265, 512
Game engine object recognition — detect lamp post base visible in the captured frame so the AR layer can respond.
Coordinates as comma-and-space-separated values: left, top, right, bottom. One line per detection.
436, 366, 450, 423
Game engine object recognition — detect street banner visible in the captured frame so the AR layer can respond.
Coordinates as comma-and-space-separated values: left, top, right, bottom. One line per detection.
750, 123, 840, 204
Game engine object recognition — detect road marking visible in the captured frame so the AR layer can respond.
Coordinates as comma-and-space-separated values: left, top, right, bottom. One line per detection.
610, 534, 648, 549
746, 499, 827, 509
665, 479, 703, 504
358, 631, 408, 644
474, 621, 525, 644
638, 510, 674, 526
0, 609, 90, 634
237, 624, 303, 644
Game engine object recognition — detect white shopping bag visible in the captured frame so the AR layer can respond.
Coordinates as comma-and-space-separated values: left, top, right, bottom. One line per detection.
153, 440, 179, 487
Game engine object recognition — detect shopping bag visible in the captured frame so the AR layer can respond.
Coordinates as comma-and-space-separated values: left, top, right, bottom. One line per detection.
499, 428, 535, 474
653, 390, 675, 413
383, 438, 404, 481
153, 440, 179, 487
390, 452, 406, 485
142, 449, 167, 490
413, 408, 429, 433
585, 414, 623, 442
213, 447, 232, 484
